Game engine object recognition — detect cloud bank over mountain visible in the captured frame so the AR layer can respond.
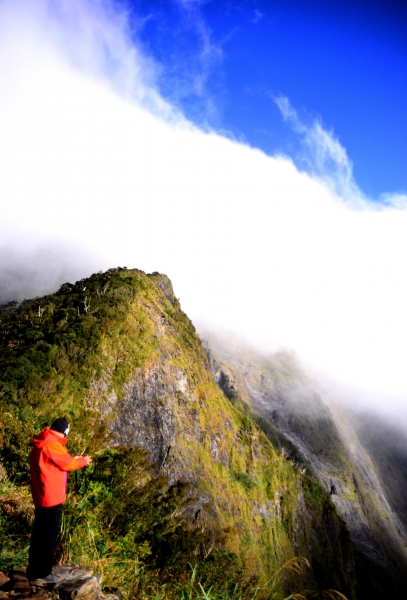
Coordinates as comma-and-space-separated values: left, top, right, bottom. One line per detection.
1, 0, 406, 415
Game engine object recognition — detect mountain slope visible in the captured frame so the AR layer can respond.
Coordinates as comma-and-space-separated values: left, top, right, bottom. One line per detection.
0, 268, 355, 598
350, 411, 407, 534
202, 332, 407, 600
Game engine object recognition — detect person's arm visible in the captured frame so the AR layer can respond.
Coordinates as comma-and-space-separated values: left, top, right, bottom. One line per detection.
43, 441, 91, 471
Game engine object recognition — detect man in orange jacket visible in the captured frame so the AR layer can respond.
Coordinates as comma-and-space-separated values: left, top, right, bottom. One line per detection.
27, 417, 92, 583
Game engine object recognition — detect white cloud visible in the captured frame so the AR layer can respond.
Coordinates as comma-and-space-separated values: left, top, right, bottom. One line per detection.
275, 95, 407, 213
379, 191, 407, 209
274, 95, 366, 204
1, 0, 407, 415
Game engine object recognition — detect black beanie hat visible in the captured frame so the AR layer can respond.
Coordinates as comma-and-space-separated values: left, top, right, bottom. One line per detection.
50, 417, 70, 437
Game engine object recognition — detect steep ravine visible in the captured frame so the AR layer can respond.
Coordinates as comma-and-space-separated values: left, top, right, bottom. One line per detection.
0, 269, 356, 598
201, 332, 407, 600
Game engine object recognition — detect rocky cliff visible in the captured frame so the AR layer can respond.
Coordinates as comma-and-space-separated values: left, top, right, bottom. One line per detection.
0, 269, 357, 598
202, 332, 407, 600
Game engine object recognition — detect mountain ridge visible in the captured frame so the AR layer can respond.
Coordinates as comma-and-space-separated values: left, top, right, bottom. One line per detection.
0, 267, 378, 599
201, 331, 407, 599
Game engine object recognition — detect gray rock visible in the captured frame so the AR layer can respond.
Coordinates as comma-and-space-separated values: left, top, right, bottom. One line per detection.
54, 569, 93, 583
52, 566, 90, 579
51, 566, 76, 576
54, 576, 101, 600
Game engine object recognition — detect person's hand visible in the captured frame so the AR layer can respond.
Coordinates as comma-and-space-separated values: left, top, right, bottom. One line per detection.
75, 455, 92, 465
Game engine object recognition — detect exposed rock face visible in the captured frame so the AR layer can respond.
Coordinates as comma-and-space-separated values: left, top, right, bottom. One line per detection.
350, 411, 407, 531
202, 332, 407, 600
112, 364, 184, 475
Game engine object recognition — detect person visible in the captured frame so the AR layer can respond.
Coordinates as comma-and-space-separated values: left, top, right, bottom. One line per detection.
26, 417, 92, 583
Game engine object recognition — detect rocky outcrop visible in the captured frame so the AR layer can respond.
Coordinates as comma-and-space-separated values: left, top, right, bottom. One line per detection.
111, 364, 189, 477
0, 566, 120, 600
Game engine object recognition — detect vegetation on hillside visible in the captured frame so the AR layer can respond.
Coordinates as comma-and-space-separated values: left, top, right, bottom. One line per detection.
0, 268, 355, 599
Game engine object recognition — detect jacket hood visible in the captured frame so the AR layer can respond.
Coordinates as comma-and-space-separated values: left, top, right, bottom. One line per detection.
32, 428, 68, 448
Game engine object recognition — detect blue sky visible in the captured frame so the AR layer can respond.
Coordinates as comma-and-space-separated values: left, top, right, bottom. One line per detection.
128, 0, 407, 199
1, 0, 407, 413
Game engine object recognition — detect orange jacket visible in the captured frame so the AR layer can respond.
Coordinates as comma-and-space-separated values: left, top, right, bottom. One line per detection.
30, 428, 87, 507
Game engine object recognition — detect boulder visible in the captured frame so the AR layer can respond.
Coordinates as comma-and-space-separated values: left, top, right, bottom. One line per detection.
3, 563, 121, 600
54, 576, 101, 600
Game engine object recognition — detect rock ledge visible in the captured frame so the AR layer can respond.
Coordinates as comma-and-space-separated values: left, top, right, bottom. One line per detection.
0, 566, 121, 600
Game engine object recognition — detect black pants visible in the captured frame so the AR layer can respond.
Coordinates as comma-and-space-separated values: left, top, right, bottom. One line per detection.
27, 504, 63, 581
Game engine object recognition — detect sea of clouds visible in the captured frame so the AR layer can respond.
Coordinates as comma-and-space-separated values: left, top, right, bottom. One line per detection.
1, 0, 406, 420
